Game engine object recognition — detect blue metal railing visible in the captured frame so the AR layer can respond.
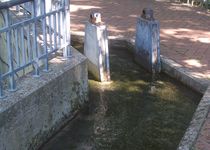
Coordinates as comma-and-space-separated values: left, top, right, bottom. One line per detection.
0, 0, 33, 9
0, 0, 71, 98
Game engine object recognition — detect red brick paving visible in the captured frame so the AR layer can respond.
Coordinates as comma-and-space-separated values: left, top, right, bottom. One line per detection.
195, 112, 210, 150
70, 1, 210, 149
70, 0, 210, 80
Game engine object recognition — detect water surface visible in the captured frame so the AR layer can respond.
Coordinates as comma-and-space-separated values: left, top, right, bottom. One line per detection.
40, 43, 202, 150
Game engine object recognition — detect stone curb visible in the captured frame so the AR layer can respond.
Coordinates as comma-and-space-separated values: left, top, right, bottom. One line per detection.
178, 87, 210, 150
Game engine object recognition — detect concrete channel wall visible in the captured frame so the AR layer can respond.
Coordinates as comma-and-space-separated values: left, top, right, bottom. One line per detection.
0, 47, 88, 150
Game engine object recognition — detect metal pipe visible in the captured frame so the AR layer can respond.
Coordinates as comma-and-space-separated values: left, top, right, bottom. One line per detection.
63, 0, 71, 57
15, 29, 20, 67
21, 27, 26, 65
48, 15, 53, 52
58, 11, 61, 46
42, 0, 48, 72
27, 25, 32, 61
53, 13, 57, 49
32, 0, 39, 77
5, 9, 16, 91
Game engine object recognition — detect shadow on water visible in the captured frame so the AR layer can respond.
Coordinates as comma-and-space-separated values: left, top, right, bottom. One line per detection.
40, 41, 202, 150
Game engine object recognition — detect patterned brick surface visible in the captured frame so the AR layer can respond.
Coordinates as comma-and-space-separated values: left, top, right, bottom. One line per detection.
195, 108, 210, 150
70, 0, 210, 81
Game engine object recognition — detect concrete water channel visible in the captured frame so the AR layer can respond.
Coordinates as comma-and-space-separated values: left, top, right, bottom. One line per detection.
39, 41, 202, 150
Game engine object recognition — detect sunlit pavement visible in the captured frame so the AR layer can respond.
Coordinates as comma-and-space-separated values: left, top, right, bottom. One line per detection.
70, 0, 210, 81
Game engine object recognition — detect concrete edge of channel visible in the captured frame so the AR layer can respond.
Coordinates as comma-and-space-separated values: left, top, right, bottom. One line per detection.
0, 46, 89, 150
71, 32, 210, 150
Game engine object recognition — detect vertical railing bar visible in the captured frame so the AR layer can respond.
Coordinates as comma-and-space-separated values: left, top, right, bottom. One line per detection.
67, 0, 71, 55
62, 9, 67, 56
0, 30, 4, 98
27, 25, 32, 61
37, 32, 40, 58
0, 32, 2, 97
15, 29, 20, 67
63, 0, 71, 57
42, 0, 49, 72
66, 0, 71, 54
21, 27, 26, 65
60, 0, 65, 47
32, 1, 39, 77
36, 5, 40, 59
62, 9, 66, 47
60, 7, 64, 46
55, 12, 59, 47
53, 13, 57, 50
48, 15, 53, 52
5, 9, 16, 91
36, 4, 41, 59
58, 11, 61, 46
62, 0, 65, 45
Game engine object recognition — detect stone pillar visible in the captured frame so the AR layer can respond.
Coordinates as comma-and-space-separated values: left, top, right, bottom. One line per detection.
135, 8, 161, 73
84, 13, 110, 82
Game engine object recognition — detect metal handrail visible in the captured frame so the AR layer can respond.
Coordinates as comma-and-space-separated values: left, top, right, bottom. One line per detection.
0, 0, 33, 9
0, 0, 71, 98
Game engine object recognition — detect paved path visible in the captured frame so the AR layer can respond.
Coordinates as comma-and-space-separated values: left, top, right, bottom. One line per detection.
70, 1, 210, 149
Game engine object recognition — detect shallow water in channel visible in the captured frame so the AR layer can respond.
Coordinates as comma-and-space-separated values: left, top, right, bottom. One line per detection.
40, 43, 202, 150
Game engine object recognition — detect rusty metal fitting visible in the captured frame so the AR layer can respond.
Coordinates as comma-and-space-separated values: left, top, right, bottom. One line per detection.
89, 12, 102, 25
141, 8, 154, 21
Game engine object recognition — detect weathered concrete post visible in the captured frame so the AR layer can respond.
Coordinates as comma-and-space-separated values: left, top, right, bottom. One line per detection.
84, 12, 110, 82
135, 8, 161, 73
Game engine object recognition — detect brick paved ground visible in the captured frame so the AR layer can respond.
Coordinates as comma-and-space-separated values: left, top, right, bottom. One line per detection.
195, 111, 210, 150
70, 0, 210, 81
70, 1, 210, 149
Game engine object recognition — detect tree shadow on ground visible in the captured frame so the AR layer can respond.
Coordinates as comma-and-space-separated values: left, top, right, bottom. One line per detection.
70, 0, 210, 81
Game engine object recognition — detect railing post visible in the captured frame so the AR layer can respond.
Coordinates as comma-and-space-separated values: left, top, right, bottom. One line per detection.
58, 3, 61, 47
5, 9, 16, 91
63, 0, 71, 58
42, 0, 49, 72
53, 11, 57, 50
32, 0, 40, 77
